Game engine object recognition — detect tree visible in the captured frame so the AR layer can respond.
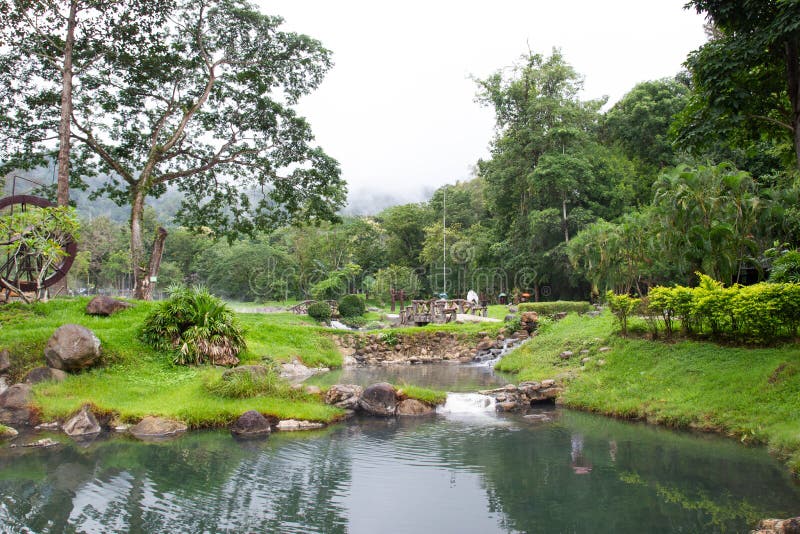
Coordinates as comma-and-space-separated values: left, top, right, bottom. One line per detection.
2, 0, 345, 300
603, 78, 689, 172
679, 0, 800, 169
0, 0, 172, 205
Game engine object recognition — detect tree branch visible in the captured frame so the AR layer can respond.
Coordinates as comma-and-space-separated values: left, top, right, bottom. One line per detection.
71, 114, 135, 184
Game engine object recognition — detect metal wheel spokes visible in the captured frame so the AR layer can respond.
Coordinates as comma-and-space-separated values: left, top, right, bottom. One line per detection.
0, 195, 77, 293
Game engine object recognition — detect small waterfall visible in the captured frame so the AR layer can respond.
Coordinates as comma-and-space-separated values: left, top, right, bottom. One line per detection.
329, 320, 351, 330
437, 392, 496, 415
472, 337, 519, 367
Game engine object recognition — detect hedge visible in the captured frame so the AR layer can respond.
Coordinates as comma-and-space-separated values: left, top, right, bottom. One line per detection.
644, 275, 800, 343
518, 301, 593, 315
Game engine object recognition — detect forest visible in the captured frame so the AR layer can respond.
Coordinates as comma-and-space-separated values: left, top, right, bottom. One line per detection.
3, 0, 799, 305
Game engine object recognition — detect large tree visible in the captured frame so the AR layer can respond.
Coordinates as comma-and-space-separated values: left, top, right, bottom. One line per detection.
2, 0, 345, 299
679, 0, 800, 169
0, 0, 171, 205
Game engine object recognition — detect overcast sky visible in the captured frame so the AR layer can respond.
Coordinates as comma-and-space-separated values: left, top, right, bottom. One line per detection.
258, 1, 708, 213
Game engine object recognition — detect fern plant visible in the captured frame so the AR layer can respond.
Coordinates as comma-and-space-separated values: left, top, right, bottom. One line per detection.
140, 286, 246, 365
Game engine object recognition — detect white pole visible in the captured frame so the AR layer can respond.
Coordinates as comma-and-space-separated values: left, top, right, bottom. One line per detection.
443, 187, 446, 297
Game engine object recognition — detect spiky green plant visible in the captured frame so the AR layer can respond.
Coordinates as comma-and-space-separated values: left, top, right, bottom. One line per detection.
140, 286, 246, 365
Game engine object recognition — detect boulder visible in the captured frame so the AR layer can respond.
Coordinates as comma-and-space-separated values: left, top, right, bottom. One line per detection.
559, 350, 573, 360
275, 419, 325, 431
222, 365, 268, 380
358, 382, 397, 417
44, 324, 101, 371
62, 405, 102, 437
23, 367, 68, 385
325, 384, 363, 409
475, 338, 494, 351
230, 410, 271, 438
396, 398, 435, 416
130, 416, 187, 440
85, 296, 132, 316
0, 425, 18, 438
0, 349, 10, 374
0, 384, 35, 426
304, 385, 322, 396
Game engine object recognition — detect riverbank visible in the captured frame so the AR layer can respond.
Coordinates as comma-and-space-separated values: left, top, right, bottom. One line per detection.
497, 311, 800, 475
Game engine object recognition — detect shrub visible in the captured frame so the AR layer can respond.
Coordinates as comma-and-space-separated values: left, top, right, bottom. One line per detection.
307, 301, 332, 321
140, 285, 246, 365
643, 276, 800, 343
605, 291, 640, 337
340, 316, 367, 329
338, 294, 366, 317
504, 314, 522, 333
518, 301, 593, 315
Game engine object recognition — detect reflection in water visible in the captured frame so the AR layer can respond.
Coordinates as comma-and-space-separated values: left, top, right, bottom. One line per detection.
1, 411, 799, 533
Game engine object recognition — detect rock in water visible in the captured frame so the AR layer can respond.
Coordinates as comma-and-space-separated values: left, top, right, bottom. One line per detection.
0, 384, 35, 426
130, 416, 187, 440
23, 367, 68, 385
358, 382, 397, 417
324, 384, 363, 409
230, 410, 271, 438
45, 324, 101, 371
62, 405, 101, 437
396, 399, 434, 416
85, 296, 132, 316
275, 419, 325, 431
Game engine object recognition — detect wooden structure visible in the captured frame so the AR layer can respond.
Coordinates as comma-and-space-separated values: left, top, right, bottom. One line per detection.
399, 298, 487, 326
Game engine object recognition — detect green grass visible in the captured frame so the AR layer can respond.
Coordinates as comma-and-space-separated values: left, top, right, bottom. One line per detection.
498, 310, 800, 474
0, 298, 344, 426
396, 384, 448, 405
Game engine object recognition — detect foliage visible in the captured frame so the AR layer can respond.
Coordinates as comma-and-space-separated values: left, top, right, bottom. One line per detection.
373, 264, 422, 303
307, 301, 332, 322
605, 291, 640, 337
769, 250, 800, 283
337, 294, 365, 318
310, 263, 361, 301
204, 368, 299, 400
378, 331, 400, 347
518, 301, 593, 315
0, 205, 80, 300
642, 275, 800, 343
140, 286, 246, 365
504, 314, 522, 333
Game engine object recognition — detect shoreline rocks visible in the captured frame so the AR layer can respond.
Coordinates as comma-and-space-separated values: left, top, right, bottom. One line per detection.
62, 405, 102, 438
0, 384, 36, 426
130, 416, 187, 440
358, 382, 397, 417
480, 380, 564, 412
230, 410, 271, 438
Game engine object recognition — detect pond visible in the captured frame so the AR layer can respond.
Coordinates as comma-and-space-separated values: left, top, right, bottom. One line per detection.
1, 405, 799, 533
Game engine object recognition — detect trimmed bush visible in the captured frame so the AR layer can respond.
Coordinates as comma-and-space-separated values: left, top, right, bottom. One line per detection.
338, 294, 366, 318
140, 286, 245, 365
644, 274, 800, 343
307, 301, 332, 322
518, 301, 593, 315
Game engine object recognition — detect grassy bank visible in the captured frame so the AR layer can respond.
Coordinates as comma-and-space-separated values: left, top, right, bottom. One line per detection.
0, 298, 344, 426
498, 311, 800, 474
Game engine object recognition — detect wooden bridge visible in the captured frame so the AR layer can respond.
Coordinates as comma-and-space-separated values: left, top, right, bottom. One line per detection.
399, 299, 487, 326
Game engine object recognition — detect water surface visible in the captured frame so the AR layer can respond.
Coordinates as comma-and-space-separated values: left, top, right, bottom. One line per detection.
1, 408, 798, 533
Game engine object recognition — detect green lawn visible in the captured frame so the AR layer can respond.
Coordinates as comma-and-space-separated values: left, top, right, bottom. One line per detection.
0, 298, 344, 427
498, 310, 800, 474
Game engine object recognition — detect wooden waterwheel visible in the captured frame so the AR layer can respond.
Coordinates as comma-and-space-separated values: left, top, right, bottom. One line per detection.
0, 194, 77, 295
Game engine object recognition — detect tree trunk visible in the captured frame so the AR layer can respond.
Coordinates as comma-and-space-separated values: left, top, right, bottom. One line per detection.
139, 227, 167, 301
787, 35, 800, 170
57, 0, 78, 207
131, 188, 146, 299
562, 194, 569, 243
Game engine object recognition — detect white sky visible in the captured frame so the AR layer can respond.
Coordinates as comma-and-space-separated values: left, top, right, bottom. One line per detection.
258, 0, 708, 212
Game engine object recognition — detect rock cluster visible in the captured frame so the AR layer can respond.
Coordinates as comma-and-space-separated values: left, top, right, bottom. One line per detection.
338, 331, 529, 367
520, 311, 539, 332
324, 382, 437, 417
480, 380, 564, 412
754, 517, 800, 534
